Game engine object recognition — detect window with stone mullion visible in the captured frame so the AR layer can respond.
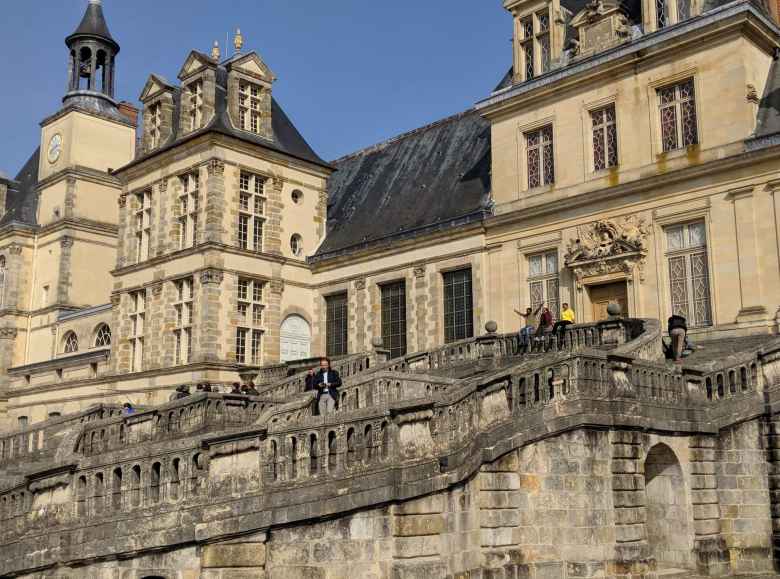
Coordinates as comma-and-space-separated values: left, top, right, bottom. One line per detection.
149, 102, 162, 149
134, 190, 152, 263
129, 290, 146, 372
238, 171, 266, 252
173, 278, 194, 365
381, 282, 407, 359
528, 251, 560, 322
591, 104, 618, 171
666, 221, 711, 328
443, 269, 474, 343
177, 172, 200, 250
658, 79, 698, 152
236, 278, 265, 364
239, 81, 263, 134
325, 293, 349, 357
188, 80, 203, 131
526, 125, 554, 189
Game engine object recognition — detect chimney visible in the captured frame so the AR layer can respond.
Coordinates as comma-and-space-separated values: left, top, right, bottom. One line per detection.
118, 101, 139, 127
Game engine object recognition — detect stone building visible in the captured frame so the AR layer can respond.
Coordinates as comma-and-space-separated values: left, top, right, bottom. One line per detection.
1, 0, 778, 427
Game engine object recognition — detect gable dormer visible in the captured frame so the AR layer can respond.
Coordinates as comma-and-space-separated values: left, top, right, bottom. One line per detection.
569, 0, 633, 58
505, 0, 567, 84
139, 74, 176, 153
226, 52, 276, 141
177, 51, 218, 136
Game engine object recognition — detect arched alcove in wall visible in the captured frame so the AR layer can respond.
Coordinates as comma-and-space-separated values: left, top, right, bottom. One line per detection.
280, 315, 311, 362
644, 443, 694, 571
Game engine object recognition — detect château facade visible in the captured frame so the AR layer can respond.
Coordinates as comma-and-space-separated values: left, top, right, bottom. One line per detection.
0, 0, 779, 429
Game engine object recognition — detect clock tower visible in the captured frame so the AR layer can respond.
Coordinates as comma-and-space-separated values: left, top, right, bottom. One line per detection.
25, 0, 137, 364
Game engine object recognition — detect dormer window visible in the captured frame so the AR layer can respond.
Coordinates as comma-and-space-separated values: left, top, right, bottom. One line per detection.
654, 0, 694, 30
519, 9, 552, 82
239, 81, 262, 134
149, 102, 162, 149
187, 80, 204, 131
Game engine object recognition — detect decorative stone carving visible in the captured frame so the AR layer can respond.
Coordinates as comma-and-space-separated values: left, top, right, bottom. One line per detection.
479, 381, 511, 430
569, 0, 632, 58
151, 282, 164, 296
413, 265, 426, 279
207, 159, 225, 176
395, 409, 434, 459
60, 236, 75, 249
269, 279, 285, 294
0, 327, 18, 339
8, 244, 23, 255
565, 216, 649, 288
118, 194, 128, 208
354, 279, 366, 290
158, 178, 168, 193
609, 359, 635, 397
110, 294, 121, 307
200, 269, 224, 286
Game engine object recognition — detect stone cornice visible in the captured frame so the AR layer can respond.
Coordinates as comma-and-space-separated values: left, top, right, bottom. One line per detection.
36, 165, 122, 193
36, 217, 119, 238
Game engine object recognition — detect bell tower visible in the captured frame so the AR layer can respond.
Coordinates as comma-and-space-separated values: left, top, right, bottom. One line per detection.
64, 0, 119, 103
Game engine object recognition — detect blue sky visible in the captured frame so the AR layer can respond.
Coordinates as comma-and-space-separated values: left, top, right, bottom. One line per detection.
0, 1, 510, 175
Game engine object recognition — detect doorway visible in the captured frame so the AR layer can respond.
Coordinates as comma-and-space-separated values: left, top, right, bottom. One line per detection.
280, 315, 311, 362
644, 444, 694, 571
588, 281, 628, 321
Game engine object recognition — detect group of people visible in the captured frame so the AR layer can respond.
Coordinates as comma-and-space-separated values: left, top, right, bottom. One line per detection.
514, 302, 576, 350
167, 381, 261, 402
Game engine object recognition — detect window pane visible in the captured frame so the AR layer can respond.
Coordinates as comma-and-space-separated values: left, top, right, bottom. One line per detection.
529, 255, 543, 277
443, 269, 474, 343
381, 282, 407, 359
545, 252, 558, 274
666, 226, 684, 250
325, 293, 349, 357
688, 222, 706, 247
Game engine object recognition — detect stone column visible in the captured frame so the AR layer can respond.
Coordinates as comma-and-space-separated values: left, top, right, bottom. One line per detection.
716, 419, 774, 575
204, 159, 226, 244
108, 293, 124, 374
413, 264, 428, 352
354, 278, 367, 353
689, 434, 728, 575
64, 177, 76, 219
155, 177, 169, 257
198, 269, 224, 363
266, 176, 284, 256
57, 236, 74, 305
728, 187, 767, 322
610, 430, 653, 577
116, 194, 128, 268
5, 244, 24, 311
147, 279, 167, 370
264, 279, 284, 364
0, 327, 18, 405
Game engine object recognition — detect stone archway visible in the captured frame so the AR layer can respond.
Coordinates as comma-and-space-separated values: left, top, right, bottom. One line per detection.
280, 315, 311, 362
644, 443, 694, 571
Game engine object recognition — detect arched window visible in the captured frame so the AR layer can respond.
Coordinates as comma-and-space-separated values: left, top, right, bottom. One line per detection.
94, 324, 111, 347
0, 256, 6, 309
63, 332, 79, 354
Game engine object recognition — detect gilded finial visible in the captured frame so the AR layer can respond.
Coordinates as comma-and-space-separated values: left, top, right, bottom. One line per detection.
211, 40, 221, 61
234, 28, 244, 53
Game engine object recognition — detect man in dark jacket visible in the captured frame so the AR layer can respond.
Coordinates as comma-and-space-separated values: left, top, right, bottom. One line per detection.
305, 358, 342, 416
667, 314, 688, 363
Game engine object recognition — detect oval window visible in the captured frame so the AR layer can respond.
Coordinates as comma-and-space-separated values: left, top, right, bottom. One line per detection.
291, 189, 303, 204
290, 234, 303, 257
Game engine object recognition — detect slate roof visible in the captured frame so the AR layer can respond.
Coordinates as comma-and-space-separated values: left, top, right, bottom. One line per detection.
66, 0, 119, 51
0, 148, 40, 228
314, 109, 492, 260
119, 52, 329, 173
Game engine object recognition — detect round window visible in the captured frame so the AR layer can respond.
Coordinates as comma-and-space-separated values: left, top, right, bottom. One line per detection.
290, 234, 303, 257
291, 189, 304, 204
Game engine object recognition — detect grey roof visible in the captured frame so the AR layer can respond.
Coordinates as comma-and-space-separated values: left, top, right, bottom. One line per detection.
314, 109, 491, 260
753, 55, 780, 139
119, 52, 329, 172
66, 0, 119, 51
0, 148, 40, 228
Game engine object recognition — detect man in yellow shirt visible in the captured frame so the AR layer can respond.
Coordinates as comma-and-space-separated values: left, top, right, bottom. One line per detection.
552, 303, 576, 341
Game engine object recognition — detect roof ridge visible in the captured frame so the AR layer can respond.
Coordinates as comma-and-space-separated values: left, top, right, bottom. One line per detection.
330, 108, 478, 165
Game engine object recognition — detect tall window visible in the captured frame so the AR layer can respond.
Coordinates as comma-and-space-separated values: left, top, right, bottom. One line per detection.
239, 81, 262, 134
134, 190, 152, 263
0, 256, 5, 309
238, 171, 266, 252
325, 293, 348, 357
518, 10, 551, 82
528, 251, 560, 321
178, 172, 200, 250
591, 104, 618, 171
658, 79, 698, 152
236, 278, 264, 364
129, 290, 146, 371
381, 281, 407, 359
443, 269, 474, 343
149, 102, 162, 149
173, 278, 194, 365
63, 332, 79, 354
187, 80, 203, 131
666, 221, 712, 328
94, 324, 111, 347
526, 125, 554, 189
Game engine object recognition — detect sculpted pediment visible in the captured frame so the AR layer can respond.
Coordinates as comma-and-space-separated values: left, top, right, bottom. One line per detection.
139, 74, 175, 102
227, 51, 276, 84
178, 50, 216, 81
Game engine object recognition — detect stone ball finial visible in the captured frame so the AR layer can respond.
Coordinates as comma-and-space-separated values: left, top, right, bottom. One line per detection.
485, 321, 498, 334
371, 337, 385, 349
607, 302, 622, 317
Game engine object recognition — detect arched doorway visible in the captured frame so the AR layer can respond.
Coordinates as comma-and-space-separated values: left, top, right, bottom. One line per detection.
280, 315, 311, 362
645, 443, 694, 571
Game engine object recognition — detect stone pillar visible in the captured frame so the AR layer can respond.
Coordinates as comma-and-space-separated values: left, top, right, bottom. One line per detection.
716, 418, 774, 575
57, 236, 74, 305
155, 177, 169, 257
200, 532, 267, 578
689, 434, 728, 575
264, 279, 284, 364
198, 269, 224, 363
205, 159, 226, 244
610, 430, 653, 577
0, 328, 18, 416
147, 279, 167, 370
116, 193, 128, 268
354, 278, 367, 353
64, 176, 76, 219
266, 176, 284, 256
108, 293, 124, 374
5, 244, 24, 311
413, 263, 428, 352
728, 187, 767, 322
390, 494, 449, 578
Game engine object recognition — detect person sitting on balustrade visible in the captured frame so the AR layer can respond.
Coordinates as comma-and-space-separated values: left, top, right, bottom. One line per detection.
306, 358, 342, 416
514, 303, 543, 352
170, 385, 190, 401
667, 313, 688, 364
230, 382, 242, 394
245, 382, 260, 396
534, 307, 554, 341
552, 303, 576, 338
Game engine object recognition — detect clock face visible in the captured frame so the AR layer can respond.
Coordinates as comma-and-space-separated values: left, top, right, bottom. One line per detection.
47, 134, 63, 164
